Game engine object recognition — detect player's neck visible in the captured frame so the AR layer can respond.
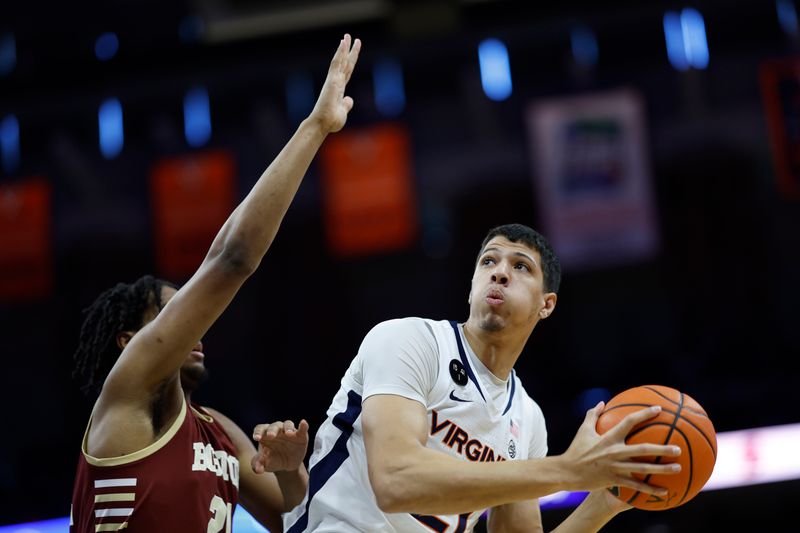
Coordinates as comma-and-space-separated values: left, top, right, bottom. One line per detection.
462, 320, 528, 380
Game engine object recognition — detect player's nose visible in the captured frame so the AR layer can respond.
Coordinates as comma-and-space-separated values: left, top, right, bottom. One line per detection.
491, 263, 509, 285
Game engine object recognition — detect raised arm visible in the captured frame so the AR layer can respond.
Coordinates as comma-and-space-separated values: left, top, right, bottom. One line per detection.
102, 36, 361, 399
362, 397, 681, 516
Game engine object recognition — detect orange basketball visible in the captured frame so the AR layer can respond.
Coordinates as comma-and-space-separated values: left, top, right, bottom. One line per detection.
595, 385, 717, 511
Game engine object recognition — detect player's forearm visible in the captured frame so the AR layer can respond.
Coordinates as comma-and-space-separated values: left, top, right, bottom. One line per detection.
549, 491, 620, 533
275, 464, 310, 511
372, 448, 575, 515
205, 118, 328, 273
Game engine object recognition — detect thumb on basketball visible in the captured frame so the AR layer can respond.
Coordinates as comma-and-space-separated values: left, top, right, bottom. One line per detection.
582, 401, 605, 430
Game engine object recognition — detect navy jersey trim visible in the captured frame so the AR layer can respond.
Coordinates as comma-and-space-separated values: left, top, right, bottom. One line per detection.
502, 369, 517, 415
448, 321, 486, 402
286, 390, 362, 533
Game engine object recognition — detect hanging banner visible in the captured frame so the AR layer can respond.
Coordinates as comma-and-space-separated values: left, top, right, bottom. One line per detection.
526, 89, 659, 269
760, 58, 800, 200
150, 150, 236, 280
319, 123, 417, 257
0, 177, 52, 301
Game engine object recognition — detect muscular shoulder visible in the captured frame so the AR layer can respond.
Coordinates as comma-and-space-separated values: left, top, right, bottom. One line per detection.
364, 317, 437, 343
358, 317, 440, 366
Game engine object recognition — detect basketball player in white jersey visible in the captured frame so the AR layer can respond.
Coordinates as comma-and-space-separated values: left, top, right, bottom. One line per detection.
274, 223, 682, 532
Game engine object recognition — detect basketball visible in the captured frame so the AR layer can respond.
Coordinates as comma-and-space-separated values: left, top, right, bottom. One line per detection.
595, 385, 717, 511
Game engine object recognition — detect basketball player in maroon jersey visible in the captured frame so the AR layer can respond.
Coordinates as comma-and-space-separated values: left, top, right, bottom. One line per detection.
69, 34, 362, 533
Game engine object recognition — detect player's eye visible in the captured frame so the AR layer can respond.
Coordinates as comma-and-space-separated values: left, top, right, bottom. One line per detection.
515, 262, 531, 272
481, 257, 495, 266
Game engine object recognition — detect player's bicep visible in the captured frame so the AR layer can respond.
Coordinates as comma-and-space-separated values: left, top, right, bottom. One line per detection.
487, 499, 543, 533
105, 257, 248, 395
362, 394, 429, 481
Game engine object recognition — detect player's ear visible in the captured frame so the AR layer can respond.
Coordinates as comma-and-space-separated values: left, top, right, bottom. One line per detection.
538, 292, 557, 320
116, 331, 133, 350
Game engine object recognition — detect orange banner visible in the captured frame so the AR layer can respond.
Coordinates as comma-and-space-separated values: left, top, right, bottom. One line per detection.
0, 178, 52, 301
150, 150, 236, 280
320, 123, 417, 257
761, 58, 800, 200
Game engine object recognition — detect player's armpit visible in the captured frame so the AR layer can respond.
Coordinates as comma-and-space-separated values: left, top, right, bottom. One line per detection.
487, 500, 544, 533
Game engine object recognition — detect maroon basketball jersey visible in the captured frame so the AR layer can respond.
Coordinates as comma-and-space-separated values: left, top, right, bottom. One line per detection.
70, 400, 240, 532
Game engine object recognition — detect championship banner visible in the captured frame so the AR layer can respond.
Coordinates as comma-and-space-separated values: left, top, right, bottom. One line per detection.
0, 177, 52, 301
760, 58, 800, 200
526, 89, 659, 270
319, 123, 417, 257
150, 150, 236, 280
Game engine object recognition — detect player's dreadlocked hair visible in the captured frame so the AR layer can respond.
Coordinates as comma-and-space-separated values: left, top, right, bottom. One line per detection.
73, 275, 176, 396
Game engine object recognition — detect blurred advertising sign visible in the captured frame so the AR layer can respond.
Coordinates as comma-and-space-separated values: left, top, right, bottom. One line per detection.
526, 89, 659, 269
0, 177, 52, 301
319, 123, 417, 257
150, 150, 236, 280
760, 58, 800, 200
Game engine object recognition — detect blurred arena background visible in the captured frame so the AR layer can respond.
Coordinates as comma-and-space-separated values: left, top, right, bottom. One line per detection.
1, 0, 798, 530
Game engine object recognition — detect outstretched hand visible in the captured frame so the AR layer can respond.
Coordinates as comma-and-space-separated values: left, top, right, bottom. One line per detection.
309, 34, 362, 133
560, 402, 682, 497
251, 419, 310, 474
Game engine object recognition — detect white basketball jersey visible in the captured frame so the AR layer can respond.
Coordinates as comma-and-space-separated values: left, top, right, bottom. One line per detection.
284, 318, 548, 533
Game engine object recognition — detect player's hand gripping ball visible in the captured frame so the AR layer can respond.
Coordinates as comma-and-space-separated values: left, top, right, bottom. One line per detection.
596, 385, 717, 510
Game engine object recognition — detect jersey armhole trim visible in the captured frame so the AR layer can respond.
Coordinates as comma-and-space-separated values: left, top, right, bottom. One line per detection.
81, 398, 188, 467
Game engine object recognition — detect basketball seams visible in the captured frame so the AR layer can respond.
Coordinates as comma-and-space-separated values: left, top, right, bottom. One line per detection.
625, 392, 685, 505
598, 386, 717, 510
603, 404, 717, 458
642, 385, 682, 407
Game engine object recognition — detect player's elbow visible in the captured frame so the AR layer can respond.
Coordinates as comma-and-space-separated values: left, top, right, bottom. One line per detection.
369, 463, 415, 513
210, 241, 261, 278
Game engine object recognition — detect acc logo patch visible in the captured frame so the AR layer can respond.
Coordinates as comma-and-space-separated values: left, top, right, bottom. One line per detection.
508, 439, 517, 459
449, 359, 468, 386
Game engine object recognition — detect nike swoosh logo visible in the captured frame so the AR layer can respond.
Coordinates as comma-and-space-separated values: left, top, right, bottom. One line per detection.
450, 390, 472, 403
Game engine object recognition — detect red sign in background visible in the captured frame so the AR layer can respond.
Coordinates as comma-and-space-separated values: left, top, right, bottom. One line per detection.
0, 178, 52, 301
319, 123, 417, 257
150, 151, 236, 280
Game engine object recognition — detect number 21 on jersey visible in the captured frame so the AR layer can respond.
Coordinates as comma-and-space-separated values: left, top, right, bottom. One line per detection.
208, 495, 232, 533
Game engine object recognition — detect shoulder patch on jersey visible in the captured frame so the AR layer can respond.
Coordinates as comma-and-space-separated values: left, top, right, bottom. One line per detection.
449, 358, 468, 386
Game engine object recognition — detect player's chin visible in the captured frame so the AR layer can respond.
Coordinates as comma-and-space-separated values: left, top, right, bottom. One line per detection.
181, 363, 209, 389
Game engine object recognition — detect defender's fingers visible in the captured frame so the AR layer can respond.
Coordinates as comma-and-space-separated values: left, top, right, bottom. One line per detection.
297, 419, 310, 436
252, 424, 270, 441
343, 39, 361, 82
283, 420, 297, 433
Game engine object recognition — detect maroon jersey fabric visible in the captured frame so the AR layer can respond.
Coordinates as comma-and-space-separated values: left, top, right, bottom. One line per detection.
70, 400, 240, 532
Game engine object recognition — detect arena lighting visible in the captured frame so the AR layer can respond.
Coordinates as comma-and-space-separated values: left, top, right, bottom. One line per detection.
94, 32, 119, 61
777, 0, 800, 36
4, 423, 798, 532
478, 38, 512, 101
0, 32, 16, 76
98, 98, 124, 159
570, 25, 599, 67
664, 8, 709, 71
285, 71, 315, 125
0, 114, 20, 174
184, 86, 212, 148
373, 58, 406, 117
